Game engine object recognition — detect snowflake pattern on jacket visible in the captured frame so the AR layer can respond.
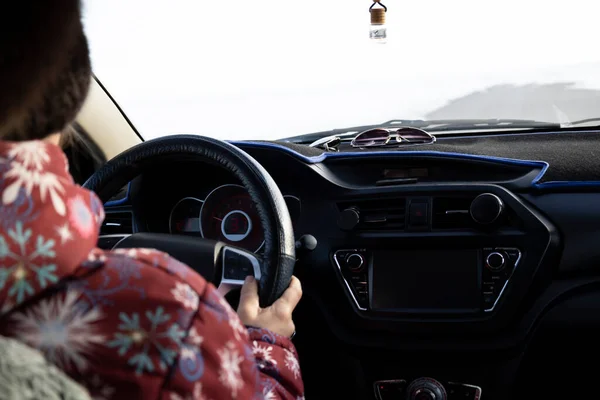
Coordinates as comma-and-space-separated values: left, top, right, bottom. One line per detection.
0, 140, 304, 400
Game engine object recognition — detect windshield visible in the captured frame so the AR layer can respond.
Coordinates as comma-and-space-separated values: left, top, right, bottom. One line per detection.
83, 0, 600, 141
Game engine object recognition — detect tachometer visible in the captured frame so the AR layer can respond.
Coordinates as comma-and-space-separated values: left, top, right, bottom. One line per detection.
200, 184, 264, 252
169, 197, 204, 235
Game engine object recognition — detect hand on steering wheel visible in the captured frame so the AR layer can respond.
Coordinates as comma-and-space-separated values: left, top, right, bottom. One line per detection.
238, 275, 302, 338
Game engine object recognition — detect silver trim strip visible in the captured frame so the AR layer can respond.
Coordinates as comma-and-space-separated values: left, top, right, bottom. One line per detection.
373, 380, 407, 400
98, 234, 131, 250
445, 209, 469, 215
282, 194, 301, 204
447, 381, 483, 400
333, 249, 367, 311
217, 246, 262, 296
484, 248, 522, 313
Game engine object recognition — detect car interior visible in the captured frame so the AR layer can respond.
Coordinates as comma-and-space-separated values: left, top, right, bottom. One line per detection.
11, 1, 598, 398
64, 74, 600, 400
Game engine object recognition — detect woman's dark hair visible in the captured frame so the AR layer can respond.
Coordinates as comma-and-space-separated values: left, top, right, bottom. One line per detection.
0, 0, 91, 141
60, 123, 107, 184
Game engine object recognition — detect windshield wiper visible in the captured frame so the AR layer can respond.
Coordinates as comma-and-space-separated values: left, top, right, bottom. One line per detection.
281, 118, 562, 144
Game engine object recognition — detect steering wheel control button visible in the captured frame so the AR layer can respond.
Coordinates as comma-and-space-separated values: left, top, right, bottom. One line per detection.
221, 247, 261, 284
338, 207, 360, 231
334, 249, 369, 310
408, 200, 429, 228
481, 248, 521, 312
223, 253, 252, 280
373, 380, 407, 400
485, 252, 505, 271
470, 193, 504, 225
407, 378, 447, 400
346, 253, 365, 272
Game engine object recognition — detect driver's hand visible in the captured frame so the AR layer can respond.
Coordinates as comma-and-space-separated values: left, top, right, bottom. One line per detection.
237, 275, 302, 338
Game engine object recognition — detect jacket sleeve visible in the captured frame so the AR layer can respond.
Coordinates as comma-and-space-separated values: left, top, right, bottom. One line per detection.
162, 280, 304, 400
247, 326, 304, 400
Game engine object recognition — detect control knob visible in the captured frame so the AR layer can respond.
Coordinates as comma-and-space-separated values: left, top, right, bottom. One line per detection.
486, 251, 506, 271
470, 193, 504, 225
338, 207, 360, 231
406, 378, 447, 400
346, 253, 364, 272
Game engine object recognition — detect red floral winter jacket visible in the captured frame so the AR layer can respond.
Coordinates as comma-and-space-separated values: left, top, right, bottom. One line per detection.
0, 140, 304, 399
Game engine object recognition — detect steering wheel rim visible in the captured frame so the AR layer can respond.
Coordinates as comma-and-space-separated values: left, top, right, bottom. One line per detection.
84, 135, 296, 306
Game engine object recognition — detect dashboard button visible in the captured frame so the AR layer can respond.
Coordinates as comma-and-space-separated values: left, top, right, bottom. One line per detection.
374, 380, 407, 400
346, 253, 365, 272
350, 274, 367, 283
409, 202, 428, 227
223, 249, 255, 281
354, 282, 368, 294
356, 293, 369, 307
483, 292, 495, 305
485, 252, 506, 271
482, 282, 495, 293
504, 248, 521, 262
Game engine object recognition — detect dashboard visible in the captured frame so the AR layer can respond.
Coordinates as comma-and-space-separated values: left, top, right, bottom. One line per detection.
99, 130, 600, 400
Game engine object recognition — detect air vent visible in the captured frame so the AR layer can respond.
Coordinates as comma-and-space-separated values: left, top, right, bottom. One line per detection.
100, 211, 133, 235
431, 196, 475, 230
339, 198, 406, 230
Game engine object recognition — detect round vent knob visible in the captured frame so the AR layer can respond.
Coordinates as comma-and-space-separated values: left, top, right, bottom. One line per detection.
407, 378, 447, 400
470, 193, 504, 225
338, 207, 360, 231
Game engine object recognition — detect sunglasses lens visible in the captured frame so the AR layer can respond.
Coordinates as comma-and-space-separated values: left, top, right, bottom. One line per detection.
351, 129, 390, 147
396, 127, 435, 143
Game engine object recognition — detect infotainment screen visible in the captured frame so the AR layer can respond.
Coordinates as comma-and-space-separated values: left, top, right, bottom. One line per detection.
371, 250, 480, 312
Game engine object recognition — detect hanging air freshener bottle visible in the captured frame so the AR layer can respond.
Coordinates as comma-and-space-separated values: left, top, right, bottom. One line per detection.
369, 0, 387, 43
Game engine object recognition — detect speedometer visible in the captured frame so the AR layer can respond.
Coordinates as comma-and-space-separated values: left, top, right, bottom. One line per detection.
200, 184, 264, 252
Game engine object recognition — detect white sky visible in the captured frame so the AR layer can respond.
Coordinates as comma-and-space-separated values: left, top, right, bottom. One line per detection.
83, 0, 600, 140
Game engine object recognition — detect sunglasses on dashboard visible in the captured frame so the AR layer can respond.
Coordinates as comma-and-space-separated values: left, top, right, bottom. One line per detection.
350, 127, 435, 148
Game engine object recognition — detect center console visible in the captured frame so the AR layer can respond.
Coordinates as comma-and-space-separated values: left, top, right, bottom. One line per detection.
323, 185, 557, 399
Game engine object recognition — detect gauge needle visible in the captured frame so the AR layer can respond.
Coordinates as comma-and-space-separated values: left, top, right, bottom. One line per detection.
213, 217, 223, 221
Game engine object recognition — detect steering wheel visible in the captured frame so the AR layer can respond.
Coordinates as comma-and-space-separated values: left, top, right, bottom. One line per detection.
83, 135, 296, 307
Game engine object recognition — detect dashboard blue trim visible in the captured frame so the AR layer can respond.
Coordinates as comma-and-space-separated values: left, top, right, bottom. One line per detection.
104, 182, 131, 206
230, 140, 600, 190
